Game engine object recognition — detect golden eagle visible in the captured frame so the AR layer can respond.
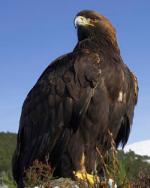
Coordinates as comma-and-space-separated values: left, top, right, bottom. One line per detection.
12, 10, 138, 187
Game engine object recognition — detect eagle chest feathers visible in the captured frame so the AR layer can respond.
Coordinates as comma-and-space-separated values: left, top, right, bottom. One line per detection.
12, 10, 138, 187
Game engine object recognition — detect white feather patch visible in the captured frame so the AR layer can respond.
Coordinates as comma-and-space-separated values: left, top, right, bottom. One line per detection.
118, 91, 123, 102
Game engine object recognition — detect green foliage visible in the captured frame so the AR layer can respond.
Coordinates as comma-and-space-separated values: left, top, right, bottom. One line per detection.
0, 132, 17, 187
0, 132, 150, 187
117, 150, 150, 181
0, 132, 16, 174
2, 172, 16, 188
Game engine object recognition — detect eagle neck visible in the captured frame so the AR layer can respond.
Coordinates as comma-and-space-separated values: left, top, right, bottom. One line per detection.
92, 35, 120, 54
74, 38, 120, 56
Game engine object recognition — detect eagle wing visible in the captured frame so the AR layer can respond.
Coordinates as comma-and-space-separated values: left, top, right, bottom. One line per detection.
109, 65, 138, 148
12, 50, 101, 181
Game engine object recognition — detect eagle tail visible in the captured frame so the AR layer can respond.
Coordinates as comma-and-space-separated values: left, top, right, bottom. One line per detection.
115, 116, 130, 148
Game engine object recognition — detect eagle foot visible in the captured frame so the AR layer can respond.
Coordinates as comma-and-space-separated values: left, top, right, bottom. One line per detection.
73, 171, 100, 185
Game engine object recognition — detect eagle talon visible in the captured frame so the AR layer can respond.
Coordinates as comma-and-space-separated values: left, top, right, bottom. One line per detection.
73, 171, 100, 185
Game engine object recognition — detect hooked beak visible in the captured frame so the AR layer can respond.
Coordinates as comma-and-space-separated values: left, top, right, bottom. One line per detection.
74, 16, 94, 28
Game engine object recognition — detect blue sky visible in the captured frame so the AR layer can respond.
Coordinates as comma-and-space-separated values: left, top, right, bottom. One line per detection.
0, 0, 150, 144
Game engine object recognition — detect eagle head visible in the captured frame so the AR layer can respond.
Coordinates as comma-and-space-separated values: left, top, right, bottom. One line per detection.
74, 10, 117, 45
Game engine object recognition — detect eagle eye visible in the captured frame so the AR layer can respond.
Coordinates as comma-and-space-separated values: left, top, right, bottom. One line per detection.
86, 18, 91, 22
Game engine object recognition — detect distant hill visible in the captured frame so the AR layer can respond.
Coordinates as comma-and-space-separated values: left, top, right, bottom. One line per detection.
0, 132, 17, 175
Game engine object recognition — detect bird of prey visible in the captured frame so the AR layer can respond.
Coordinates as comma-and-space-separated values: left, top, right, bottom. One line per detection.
12, 10, 138, 187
